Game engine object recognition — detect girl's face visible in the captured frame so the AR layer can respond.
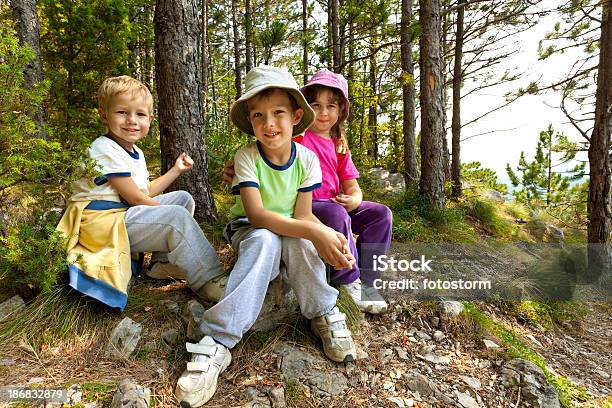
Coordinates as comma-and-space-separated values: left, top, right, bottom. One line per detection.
309, 88, 340, 137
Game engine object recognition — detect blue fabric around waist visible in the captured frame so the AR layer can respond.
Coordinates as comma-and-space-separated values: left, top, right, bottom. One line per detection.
85, 200, 129, 210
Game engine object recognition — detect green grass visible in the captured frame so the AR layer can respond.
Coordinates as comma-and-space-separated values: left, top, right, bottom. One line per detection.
462, 302, 590, 407
0, 285, 114, 349
80, 381, 116, 405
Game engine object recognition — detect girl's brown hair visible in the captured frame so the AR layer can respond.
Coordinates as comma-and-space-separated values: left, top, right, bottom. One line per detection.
302, 85, 349, 155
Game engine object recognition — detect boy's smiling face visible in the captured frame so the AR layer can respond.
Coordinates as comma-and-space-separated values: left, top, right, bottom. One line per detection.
100, 92, 153, 151
247, 89, 303, 160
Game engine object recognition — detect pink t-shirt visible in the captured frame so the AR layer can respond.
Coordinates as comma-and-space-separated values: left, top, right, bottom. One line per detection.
295, 129, 359, 200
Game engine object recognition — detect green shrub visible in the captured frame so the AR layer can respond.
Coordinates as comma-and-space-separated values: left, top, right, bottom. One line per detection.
464, 198, 513, 237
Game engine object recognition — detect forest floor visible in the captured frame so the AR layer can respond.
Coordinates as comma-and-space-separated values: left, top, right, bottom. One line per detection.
0, 192, 612, 408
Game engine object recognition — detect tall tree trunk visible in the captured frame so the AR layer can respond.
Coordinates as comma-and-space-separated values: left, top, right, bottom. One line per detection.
450, 0, 465, 198
347, 20, 355, 146
201, 0, 208, 114
587, 1, 612, 282
154, 0, 217, 222
231, 0, 242, 97
368, 35, 378, 165
419, 0, 446, 209
441, 0, 451, 182
401, 0, 418, 184
245, 0, 253, 73
10, 0, 47, 133
302, 0, 308, 84
327, 0, 340, 71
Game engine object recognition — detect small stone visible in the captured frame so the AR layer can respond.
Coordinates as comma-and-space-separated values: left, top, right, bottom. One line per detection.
430, 317, 440, 327
460, 376, 481, 390
404, 398, 414, 407
357, 347, 370, 360
526, 334, 543, 348
416, 331, 431, 341
161, 329, 179, 346
437, 301, 464, 319
420, 353, 451, 365
433, 331, 445, 342
110, 379, 151, 408
182, 299, 206, 341
388, 396, 405, 407
483, 339, 500, 349
408, 336, 418, 343
383, 381, 395, 390
0, 358, 16, 366
29, 377, 45, 384
455, 390, 479, 408
379, 348, 394, 362
161, 300, 179, 313
596, 370, 610, 379
394, 347, 410, 361
267, 387, 286, 408
105, 317, 142, 359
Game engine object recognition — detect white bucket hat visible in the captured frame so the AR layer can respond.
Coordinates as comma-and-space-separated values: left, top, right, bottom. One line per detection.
230, 66, 315, 136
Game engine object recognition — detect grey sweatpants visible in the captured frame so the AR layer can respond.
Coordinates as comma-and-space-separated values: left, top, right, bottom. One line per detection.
124, 190, 224, 292
199, 218, 339, 348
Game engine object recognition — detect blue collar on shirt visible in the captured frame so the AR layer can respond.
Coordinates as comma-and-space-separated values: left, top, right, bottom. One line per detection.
256, 140, 296, 170
103, 134, 140, 159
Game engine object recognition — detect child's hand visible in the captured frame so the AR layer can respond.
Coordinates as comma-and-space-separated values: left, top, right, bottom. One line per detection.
331, 194, 360, 212
222, 160, 235, 185
311, 224, 354, 270
175, 152, 194, 174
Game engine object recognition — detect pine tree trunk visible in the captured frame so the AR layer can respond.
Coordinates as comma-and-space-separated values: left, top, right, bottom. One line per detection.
330, 0, 340, 72
10, 0, 47, 133
201, 0, 208, 113
368, 35, 378, 165
245, 0, 253, 73
231, 0, 242, 97
401, 0, 418, 184
154, 0, 217, 222
441, 0, 451, 182
419, 0, 446, 209
302, 0, 309, 84
587, 1, 612, 281
450, 0, 465, 198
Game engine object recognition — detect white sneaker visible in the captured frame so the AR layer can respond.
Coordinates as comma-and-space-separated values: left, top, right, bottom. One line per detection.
340, 278, 388, 314
175, 336, 231, 407
147, 261, 187, 280
310, 306, 356, 363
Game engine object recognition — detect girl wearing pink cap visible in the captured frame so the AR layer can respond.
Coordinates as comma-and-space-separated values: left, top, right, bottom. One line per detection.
296, 69, 392, 314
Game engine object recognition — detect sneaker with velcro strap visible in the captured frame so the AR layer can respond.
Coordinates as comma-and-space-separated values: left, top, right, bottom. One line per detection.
310, 306, 356, 363
175, 336, 231, 408
146, 261, 187, 280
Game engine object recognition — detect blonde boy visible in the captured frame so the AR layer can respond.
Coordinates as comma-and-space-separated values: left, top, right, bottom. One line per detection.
62, 75, 225, 309
176, 66, 356, 407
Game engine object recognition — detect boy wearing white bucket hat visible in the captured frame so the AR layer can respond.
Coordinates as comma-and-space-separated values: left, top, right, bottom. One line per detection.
175, 66, 357, 407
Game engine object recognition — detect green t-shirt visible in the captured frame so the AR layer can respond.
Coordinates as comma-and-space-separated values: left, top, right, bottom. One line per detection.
230, 141, 322, 218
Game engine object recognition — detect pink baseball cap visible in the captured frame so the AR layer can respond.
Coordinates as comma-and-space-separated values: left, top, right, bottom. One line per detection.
301, 69, 350, 122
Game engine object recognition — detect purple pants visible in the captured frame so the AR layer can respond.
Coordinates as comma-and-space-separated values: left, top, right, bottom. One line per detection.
312, 199, 392, 286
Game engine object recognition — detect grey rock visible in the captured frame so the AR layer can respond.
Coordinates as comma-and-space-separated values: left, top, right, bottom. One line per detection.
416, 330, 432, 341
420, 352, 451, 365
459, 376, 481, 390
251, 276, 299, 332
367, 167, 405, 192
437, 301, 464, 320
160, 300, 179, 313
379, 348, 394, 362
182, 299, 206, 341
0, 295, 25, 322
501, 359, 560, 408
455, 390, 479, 408
387, 396, 405, 407
161, 329, 179, 346
546, 225, 565, 242
402, 372, 440, 396
485, 190, 505, 203
267, 386, 286, 408
242, 387, 271, 408
356, 347, 369, 360
106, 318, 142, 359
67, 384, 82, 404
0, 357, 16, 366
110, 379, 151, 408
394, 346, 410, 361
433, 330, 445, 342
307, 370, 348, 396
83, 403, 99, 408
431, 316, 440, 327
483, 339, 500, 349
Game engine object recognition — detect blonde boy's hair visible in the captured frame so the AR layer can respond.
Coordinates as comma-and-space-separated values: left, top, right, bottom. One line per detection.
97, 75, 153, 113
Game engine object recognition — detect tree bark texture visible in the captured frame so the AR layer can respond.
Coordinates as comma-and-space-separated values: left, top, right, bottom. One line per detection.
441, 0, 451, 182
10, 0, 48, 132
587, 1, 612, 281
231, 0, 242, 97
419, 0, 446, 209
302, 0, 308, 84
154, 0, 217, 222
201, 0, 208, 112
327, 0, 340, 72
401, 0, 418, 184
245, 0, 253, 73
450, 0, 465, 198
368, 35, 378, 165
